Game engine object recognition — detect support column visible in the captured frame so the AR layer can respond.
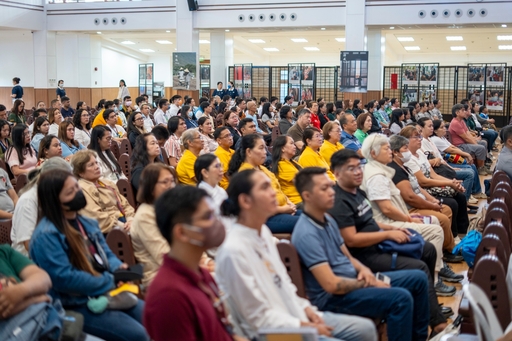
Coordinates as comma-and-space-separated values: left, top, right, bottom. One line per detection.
176, 0, 199, 90
366, 29, 385, 91
210, 31, 234, 89
33, 30, 57, 89
345, 0, 366, 51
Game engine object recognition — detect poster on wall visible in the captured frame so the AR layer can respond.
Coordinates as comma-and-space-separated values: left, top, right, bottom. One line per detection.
466, 63, 506, 111
301, 63, 315, 101
401, 88, 418, 107
138, 63, 153, 104
486, 64, 506, 86
172, 52, 196, 90
242, 64, 252, 100
234, 65, 243, 100
419, 88, 436, 102
486, 90, 504, 111
419, 63, 438, 86
339, 51, 369, 93
401, 64, 419, 85
288, 64, 301, 85
200, 64, 211, 98
468, 64, 486, 86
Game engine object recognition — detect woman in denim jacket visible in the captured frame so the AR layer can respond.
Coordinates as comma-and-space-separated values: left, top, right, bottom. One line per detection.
29, 169, 149, 341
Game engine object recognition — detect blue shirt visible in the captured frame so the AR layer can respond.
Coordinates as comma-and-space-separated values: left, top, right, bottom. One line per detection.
212, 89, 225, 99
291, 213, 358, 310
56, 87, 66, 98
61, 141, 85, 157
245, 112, 263, 134
11, 85, 23, 99
61, 107, 75, 118
341, 131, 362, 151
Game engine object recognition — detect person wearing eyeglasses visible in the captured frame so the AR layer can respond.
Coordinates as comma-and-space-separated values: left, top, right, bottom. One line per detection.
298, 127, 335, 181
319, 122, 344, 168
103, 109, 126, 143
213, 127, 234, 190
176, 129, 204, 186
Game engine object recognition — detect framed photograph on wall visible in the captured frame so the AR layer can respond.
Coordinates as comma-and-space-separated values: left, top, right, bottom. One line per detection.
401, 64, 419, 86
419, 63, 438, 87
172, 52, 196, 90
339, 51, 369, 93
467, 64, 486, 86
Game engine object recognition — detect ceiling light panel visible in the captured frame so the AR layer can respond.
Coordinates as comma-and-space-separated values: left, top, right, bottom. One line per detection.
498, 35, 512, 40
498, 45, 512, 50
446, 36, 463, 41
397, 37, 414, 42
121, 41, 135, 45
450, 46, 467, 51
304, 47, 320, 51
199, 40, 210, 44
404, 46, 420, 51
249, 39, 265, 43
139, 49, 155, 52
335, 38, 346, 42
155, 40, 173, 44
263, 48, 279, 52
291, 38, 308, 43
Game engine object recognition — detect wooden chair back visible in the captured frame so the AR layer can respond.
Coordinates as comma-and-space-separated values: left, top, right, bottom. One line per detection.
276, 242, 306, 299
116, 178, 136, 209
118, 153, 131, 180
106, 228, 136, 266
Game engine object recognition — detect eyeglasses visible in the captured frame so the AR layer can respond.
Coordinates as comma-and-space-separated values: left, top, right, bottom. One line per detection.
134, 117, 144, 121
344, 164, 363, 174
410, 135, 423, 140
313, 134, 323, 139
220, 133, 233, 139
157, 179, 175, 186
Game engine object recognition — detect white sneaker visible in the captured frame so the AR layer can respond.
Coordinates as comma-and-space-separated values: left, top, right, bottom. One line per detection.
468, 196, 478, 205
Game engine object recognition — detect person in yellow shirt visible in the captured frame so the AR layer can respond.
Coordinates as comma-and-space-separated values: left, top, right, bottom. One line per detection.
176, 128, 204, 185
213, 126, 234, 190
298, 127, 336, 181
320, 121, 345, 168
271, 135, 303, 206
227, 134, 300, 233
92, 100, 122, 128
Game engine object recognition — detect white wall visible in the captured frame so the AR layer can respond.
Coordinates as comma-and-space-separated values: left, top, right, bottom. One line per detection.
147, 55, 172, 88
0, 31, 34, 86
101, 47, 144, 87
0, 0, 44, 31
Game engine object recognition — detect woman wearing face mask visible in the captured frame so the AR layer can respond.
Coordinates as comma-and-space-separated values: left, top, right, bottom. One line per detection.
298, 127, 335, 181
56, 80, 66, 101
227, 81, 239, 99
131, 133, 162, 192
198, 116, 218, 154
180, 105, 198, 129
131, 163, 176, 286
29, 169, 149, 341
195, 154, 227, 213
117, 79, 130, 101
228, 134, 300, 234
72, 150, 135, 234
31, 117, 50, 156
271, 136, 303, 207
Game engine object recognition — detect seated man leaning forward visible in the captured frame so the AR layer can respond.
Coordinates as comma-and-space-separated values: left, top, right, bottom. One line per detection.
291, 167, 430, 341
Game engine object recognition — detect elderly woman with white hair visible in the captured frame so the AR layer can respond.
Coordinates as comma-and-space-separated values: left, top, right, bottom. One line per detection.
176, 128, 204, 185
359, 133, 456, 332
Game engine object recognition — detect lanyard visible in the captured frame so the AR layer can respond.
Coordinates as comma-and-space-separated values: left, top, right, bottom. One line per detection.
196, 276, 234, 337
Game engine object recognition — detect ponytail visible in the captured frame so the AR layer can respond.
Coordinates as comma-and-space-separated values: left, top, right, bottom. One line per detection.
221, 169, 256, 217
227, 147, 245, 176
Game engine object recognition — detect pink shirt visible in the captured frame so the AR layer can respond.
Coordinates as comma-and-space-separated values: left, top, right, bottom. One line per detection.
448, 118, 468, 146
6, 147, 37, 172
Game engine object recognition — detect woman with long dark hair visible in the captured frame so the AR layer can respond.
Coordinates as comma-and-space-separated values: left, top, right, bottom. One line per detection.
228, 134, 300, 233
389, 109, 406, 135
180, 105, 198, 129
164, 116, 187, 167
48, 107, 63, 136
37, 135, 63, 166
29, 169, 148, 341
130, 133, 162, 191
223, 110, 241, 148
261, 102, 276, 132
89, 126, 126, 183
73, 108, 92, 148
271, 135, 302, 206
58, 121, 85, 158
0, 119, 12, 159
31, 116, 50, 155
8, 99, 25, 125
278, 106, 295, 135
195, 153, 227, 212
6, 124, 37, 175
352, 99, 363, 117
127, 111, 146, 148
198, 116, 218, 154
117, 79, 130, 100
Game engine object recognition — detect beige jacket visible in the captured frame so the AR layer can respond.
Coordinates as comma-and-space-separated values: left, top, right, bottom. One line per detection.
78, 178, 135, 234
130, 203, 170, 286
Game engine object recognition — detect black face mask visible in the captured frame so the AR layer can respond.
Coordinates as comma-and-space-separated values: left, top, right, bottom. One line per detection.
62, 190, 87, 212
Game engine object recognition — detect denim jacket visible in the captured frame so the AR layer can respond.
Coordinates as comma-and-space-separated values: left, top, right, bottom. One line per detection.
30, 215, 122, 307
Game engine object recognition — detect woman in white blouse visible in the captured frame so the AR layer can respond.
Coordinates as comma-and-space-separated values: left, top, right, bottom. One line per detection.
89, 125, 127, 183
195, 154, 227, 213
198, 116, 218, 154
73, 108, 92, 148
48, 108, 63, 136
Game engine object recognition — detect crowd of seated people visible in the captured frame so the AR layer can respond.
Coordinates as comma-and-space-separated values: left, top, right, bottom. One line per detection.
0, 92, 505, 341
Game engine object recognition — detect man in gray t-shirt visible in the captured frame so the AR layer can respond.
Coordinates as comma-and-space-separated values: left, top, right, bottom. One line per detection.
0, 168, 16, 218
496, 126, 512, 181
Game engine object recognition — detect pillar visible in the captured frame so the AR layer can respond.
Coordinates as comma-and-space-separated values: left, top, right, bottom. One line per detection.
210, 31, 234, 90
33, 30, 57, 89
176, 0, 199, 90
345, 0, 366, 51
366, 29, 385, 91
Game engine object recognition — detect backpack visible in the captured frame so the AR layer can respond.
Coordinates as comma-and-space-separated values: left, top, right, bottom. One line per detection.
452, 230, 482, 268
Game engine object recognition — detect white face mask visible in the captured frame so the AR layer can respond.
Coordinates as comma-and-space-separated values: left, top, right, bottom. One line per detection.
399, 151, 412, 163
126, 101, 132, 106
59, 83, 64, 88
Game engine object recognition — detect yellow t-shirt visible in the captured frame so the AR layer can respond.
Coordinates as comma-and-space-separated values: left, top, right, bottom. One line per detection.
92, 109, 123, 128
176, 149, 197, 186
214, 147, 235, 190
276, 159, 302, 205
239, 162, 288, 207
319, 141, 345, 168
298, 146, 336, 181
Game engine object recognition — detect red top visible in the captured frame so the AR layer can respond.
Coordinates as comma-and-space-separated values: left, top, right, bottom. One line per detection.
144, 255, 233, 341
448, 118, 468, 146
310, 113, 321, 129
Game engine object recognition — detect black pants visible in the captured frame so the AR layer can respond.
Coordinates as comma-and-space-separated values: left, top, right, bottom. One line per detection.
356, 241, 447, 328
437, 192, 469, 236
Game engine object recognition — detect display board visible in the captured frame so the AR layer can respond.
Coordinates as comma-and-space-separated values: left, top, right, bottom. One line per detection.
467, 63, 507, 111
234, 63, 253, 100
200, 64, 211, 98
139, 63, 154, 105
172, 52, 196, 90
288, 63, 315, 105
339, 51, 368, 93
400, 63, 439, 107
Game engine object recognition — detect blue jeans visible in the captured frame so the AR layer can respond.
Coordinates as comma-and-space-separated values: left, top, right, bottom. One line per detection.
319, 312, 377, 341
266, 210, 302, 233
450, 163, 482, 195
481, 129, 498, 152
322, 270, 429, 341
452, 166, 474, 201
70, 300, 149, 341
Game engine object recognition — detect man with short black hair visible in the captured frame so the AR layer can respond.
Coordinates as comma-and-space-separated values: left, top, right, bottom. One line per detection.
144, 186, 235, 341
287, 108, 311, 150
257, 96, 268, 116
135, 96, 146, 111
340, 114, 364, 159
140, 103, 154, 132
234, 118, 257, 150
103, 109, 126, 142
168, 95, 182, 117
60, 96, 74, 119
431, 100, 443, 121
50, 99, 60, 110
154, 98, 170, 126
212, 81, 225, 99
292, 166, 430, 341
222, 95, 231, 104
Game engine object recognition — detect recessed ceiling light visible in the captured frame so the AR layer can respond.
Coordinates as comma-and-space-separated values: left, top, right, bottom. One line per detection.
390, 26, 395, 30
156, 40, 172, 44
165, 30, 170, 33
497, 35, 512, 40
446, 36, 463, 41
121, 41, 135, 45
335, 38, 346, 42
321, 28, 326, 30
404, 46, 420, 51
248, 39, 265, 43
291, 38, 308, 43
263, 48, 279, 52
96, 32, 102, 34
498, 45, 512, 50
199, 40, 210, 44
225, 29, 230, 32
139, 49, 155, 52
502, 24, 508, 28
450, 46, 467, 51
397, 37, 414, 42
304, 47, 320, 51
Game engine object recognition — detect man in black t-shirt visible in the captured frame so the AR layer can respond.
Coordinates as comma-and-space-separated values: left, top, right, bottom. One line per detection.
328, 149, 452, 334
